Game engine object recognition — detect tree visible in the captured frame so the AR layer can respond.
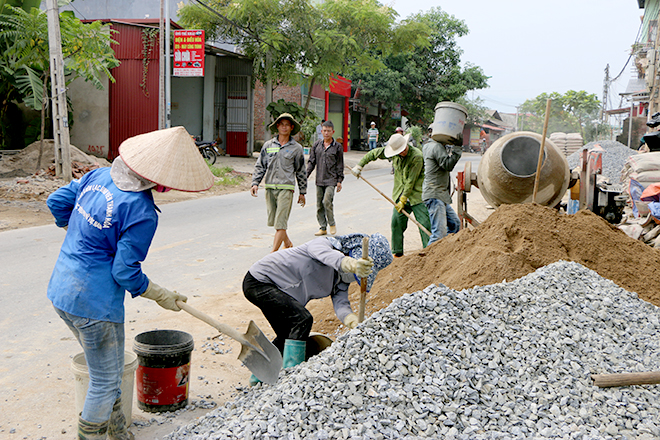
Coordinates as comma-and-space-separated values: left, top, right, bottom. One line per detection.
350, 7, 489, 128
519, 90, 601, 141
0, 5, 119, 150
178, 0, 430, 114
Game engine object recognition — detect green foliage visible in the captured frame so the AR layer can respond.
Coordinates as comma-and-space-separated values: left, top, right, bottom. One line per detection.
455, 96, 490, 126
0, 5, 118, 148
178, 0, 430, 96
265, 99, 307, 122
264, 99, 319, 147
519, 90, 600, 140
405, 125, 423, 147
208, 164, 245, 186
299, 113, 321, 149
351, 7, 489, 127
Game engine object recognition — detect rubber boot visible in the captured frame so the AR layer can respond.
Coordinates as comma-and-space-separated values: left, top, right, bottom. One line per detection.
78, 416, 108, 440
248, 374, 262, 387
108, 398, 134, 440
282, 339, 306, 369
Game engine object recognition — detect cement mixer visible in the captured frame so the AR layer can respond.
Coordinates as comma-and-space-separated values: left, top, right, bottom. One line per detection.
456, 131, 570, 227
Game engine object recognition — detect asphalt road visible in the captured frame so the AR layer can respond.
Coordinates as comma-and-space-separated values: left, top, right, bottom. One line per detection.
0, 153, 482, 439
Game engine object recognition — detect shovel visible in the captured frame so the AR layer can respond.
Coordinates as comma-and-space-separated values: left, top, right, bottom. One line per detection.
349, 167, 431, 237
358, 236, 369, 322
176, 300, 282, 384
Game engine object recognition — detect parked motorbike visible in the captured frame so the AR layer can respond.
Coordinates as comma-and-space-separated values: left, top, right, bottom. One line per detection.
196, 139, 221, 165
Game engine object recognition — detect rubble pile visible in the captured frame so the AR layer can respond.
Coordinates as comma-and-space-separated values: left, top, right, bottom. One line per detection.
0, 139, 109, 178
167, 262, 660, 440
566, 140, 637, 183
310, 203, 660, 335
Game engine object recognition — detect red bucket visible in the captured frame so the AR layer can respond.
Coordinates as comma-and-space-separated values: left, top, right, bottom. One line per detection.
133, 330, 194, 413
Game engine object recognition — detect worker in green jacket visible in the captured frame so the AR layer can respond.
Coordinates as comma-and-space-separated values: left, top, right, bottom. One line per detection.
351, 132, 431, 257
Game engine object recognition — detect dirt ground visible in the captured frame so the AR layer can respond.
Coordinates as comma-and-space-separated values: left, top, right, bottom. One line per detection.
0, 149, 494, 439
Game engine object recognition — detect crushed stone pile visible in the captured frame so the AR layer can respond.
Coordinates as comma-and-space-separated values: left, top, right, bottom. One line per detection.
310, 203, 660, 335
167, 262, 660, 440
566, 140, 637, 184
0, 139, 109, 178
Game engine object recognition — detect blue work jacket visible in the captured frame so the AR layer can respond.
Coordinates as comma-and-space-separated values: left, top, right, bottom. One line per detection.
46, 167, 158, 323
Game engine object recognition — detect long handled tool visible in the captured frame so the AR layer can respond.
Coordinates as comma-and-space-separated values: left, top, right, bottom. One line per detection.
358, 236, 369, 322
176, 300, 282, 384
592, 371, 660, 388
532, 98, 552, 203
350, 168, 431, 237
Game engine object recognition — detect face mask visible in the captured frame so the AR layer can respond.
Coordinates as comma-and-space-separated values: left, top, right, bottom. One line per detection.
155, 185, 171, 193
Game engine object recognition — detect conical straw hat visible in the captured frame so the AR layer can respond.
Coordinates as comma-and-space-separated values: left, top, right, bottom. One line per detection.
119, 126, 214, 192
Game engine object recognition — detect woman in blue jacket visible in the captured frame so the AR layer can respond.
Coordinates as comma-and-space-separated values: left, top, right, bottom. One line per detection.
47, 127, 213, 440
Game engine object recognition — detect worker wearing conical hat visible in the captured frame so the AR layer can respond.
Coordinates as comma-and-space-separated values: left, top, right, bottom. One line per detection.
46, 127, 213, 440
351, 132, 432, 257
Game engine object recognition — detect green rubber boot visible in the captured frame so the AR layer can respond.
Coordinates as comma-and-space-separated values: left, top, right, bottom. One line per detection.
78, 416, 108, 440
283, 339, 306, 369
248, 374, 262, 387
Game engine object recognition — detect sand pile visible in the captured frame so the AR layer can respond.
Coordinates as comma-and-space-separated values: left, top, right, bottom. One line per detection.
309, 203, 660, 335
0, 140, 109, 178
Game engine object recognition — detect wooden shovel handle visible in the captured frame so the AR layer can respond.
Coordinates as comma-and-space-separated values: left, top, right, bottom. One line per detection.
349, 167, 431, 237
176, 300, 247, 345
358, 237, 369, 322
591, 371, 660, 388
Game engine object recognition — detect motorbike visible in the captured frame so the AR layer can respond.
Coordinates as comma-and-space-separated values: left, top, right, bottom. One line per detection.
195, 139, 221, 165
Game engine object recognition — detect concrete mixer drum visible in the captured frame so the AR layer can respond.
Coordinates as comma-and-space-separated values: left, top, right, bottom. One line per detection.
476, 131, 570, 208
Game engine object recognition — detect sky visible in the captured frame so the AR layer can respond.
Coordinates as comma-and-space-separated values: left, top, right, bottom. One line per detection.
389, 0, 644, 114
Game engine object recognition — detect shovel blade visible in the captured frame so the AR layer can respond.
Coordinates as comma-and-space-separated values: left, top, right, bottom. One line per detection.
238, 320, 283, 384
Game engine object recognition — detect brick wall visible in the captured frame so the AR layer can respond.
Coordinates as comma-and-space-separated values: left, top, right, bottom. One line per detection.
253, 80, 303, 142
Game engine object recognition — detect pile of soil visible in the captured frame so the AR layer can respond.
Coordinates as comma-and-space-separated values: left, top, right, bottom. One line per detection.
0, 140, 110, 178
309, 203, 660, 335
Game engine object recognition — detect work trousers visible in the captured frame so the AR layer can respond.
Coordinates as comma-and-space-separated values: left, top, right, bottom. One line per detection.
242, 272, 312, 353
54, 306, 124, 423
391, 202, 431, 255
315, 185, 336, 230
424, 198, 460, 245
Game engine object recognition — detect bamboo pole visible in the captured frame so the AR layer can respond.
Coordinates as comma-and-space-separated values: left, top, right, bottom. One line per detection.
532, 98, 552, 203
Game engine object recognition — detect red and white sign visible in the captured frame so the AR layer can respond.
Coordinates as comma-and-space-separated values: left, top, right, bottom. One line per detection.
173, 30, 205, 77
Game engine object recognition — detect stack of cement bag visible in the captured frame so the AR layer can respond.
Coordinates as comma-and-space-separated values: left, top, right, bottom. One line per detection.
565, 133, 584, 156
549, 132, 583, 157
621, 151, 660, 218
615, 151, 660, 246
549, 132, 566, 153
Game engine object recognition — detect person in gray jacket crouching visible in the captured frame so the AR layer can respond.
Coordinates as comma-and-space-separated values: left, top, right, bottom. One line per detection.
243, 233, 392, 385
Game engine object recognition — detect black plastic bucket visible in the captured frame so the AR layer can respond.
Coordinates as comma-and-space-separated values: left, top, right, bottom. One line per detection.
133, 330, 194, 413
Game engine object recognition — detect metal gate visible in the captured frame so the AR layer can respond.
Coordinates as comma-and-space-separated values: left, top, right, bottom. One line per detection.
226, 76, 249, 156
214, 76, 226, 150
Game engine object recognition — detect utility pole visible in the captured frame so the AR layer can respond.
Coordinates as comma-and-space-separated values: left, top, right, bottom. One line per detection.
158, 0, 165, 129
165, 0, 171, 128
265, 53, 273, 137
601, 64, 609, 124
45, 0, 72, 182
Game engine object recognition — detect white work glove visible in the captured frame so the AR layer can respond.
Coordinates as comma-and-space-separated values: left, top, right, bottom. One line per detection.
351, 165, 363, 178
340, 256, 374, 278
343, 313, 359, 329
141, 281, 187, 312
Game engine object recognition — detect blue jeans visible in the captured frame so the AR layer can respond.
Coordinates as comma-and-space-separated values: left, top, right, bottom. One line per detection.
424, 198, 460, 245
368, 140, 377, 150
55, 307, 124, 423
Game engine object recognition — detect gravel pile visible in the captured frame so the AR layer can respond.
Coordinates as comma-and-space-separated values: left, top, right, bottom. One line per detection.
167, 261, 660, 440
566, 140, 637, 184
